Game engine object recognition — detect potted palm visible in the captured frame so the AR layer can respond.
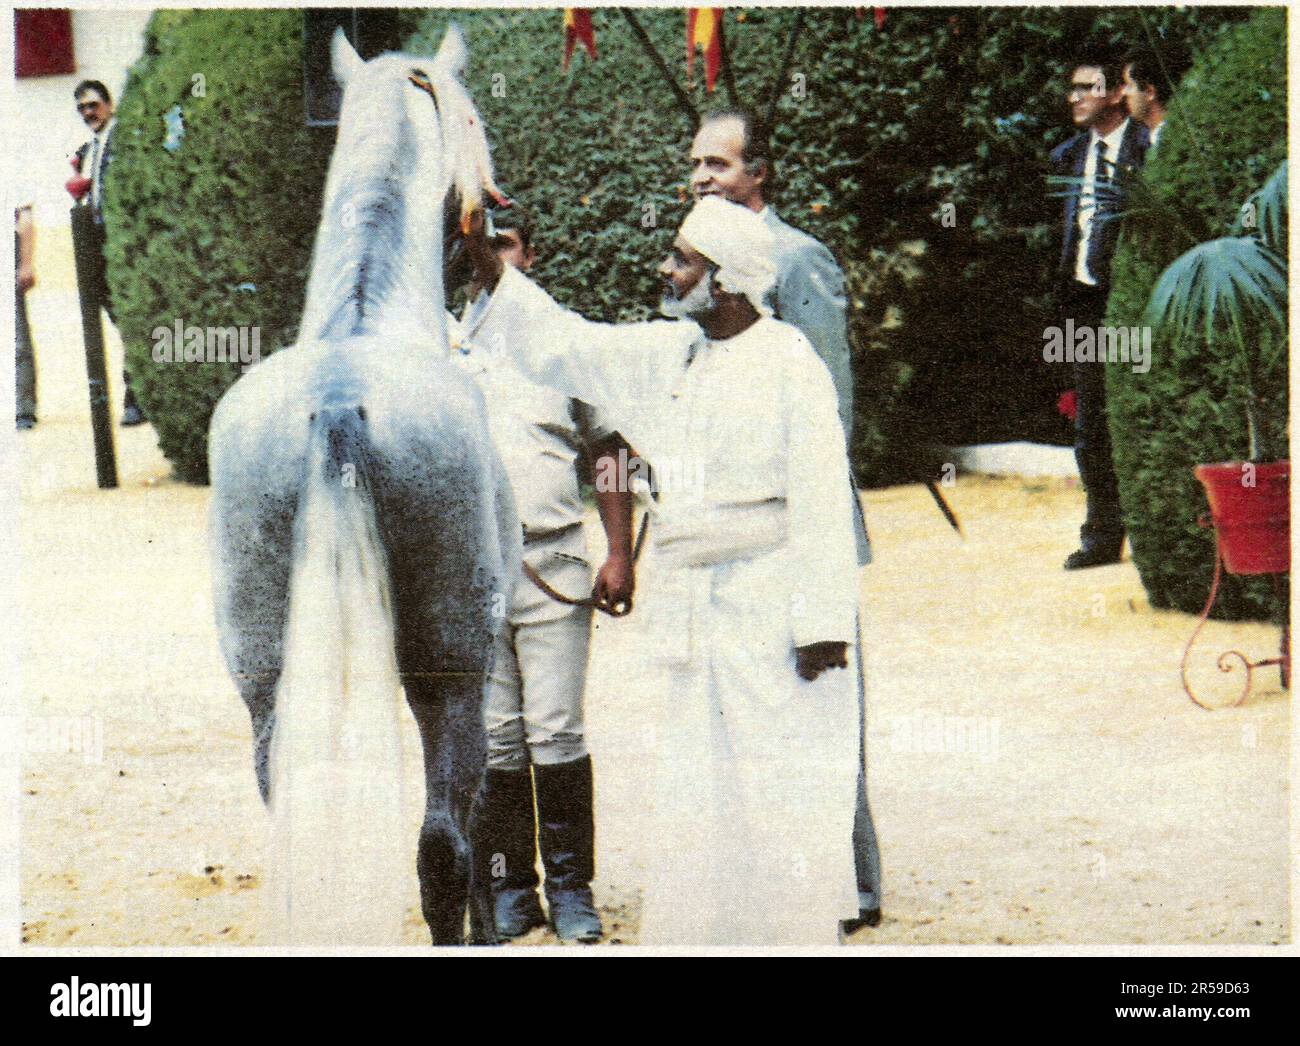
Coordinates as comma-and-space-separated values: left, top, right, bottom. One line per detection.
1143, 160, 1289, 577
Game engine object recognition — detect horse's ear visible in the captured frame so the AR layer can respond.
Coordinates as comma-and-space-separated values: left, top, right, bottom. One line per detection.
432, 24, 468, 81
331, 27, 365, 85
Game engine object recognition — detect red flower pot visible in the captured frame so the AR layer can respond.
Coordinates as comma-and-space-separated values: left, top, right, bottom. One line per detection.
1194, 460, 1290, 575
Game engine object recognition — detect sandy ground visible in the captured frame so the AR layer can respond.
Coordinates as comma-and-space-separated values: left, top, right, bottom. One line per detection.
15, 227, 1291, 947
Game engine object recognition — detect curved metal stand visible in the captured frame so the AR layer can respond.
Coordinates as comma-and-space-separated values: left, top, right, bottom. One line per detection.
1181, 522, 1291, 711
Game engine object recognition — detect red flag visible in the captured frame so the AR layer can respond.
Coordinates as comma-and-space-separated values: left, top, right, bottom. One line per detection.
875, 7, 887, 31
686, 9, 723, 93
563, 9, 596, 72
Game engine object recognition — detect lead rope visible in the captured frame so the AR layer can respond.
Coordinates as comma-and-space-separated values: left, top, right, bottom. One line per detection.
523, 511, 649, 617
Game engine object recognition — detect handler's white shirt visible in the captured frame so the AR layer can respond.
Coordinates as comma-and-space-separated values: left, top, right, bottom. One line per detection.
473, 266, 861, 944
446, 292, 607, 537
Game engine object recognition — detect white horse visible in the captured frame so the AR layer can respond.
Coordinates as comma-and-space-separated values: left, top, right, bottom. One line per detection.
207, 27, 518, 945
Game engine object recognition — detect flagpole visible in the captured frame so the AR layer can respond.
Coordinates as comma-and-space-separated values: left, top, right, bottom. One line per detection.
619, 8, 699, 128
716, 11, 741, 110
765, 9, 806, 133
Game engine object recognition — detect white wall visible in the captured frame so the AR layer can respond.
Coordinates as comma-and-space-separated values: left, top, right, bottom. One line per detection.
14, 9, 153, 225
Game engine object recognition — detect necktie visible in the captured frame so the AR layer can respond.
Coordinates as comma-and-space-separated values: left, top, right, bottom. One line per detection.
1095, 139, 1114, 184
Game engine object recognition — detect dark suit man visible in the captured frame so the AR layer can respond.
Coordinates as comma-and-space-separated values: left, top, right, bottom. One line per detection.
73, 79, 145, 426
1049, 46, 1149, 570
1122, 43, 1191, 155
690, 109, 882, 934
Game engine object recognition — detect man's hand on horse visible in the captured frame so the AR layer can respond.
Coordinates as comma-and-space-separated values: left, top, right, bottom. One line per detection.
593, 553, 635, 617
462, 207, 505, 293
795, 641, 848, 682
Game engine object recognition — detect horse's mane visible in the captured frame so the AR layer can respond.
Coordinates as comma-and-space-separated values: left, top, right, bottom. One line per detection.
300, 53, 446, 346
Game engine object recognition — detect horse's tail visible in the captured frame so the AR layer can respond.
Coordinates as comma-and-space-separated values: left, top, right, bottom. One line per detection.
268, 406, 409, 945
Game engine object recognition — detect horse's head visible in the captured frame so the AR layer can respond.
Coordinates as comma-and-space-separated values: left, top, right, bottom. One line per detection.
330, 26, 504, 230
303, 27, 504, 342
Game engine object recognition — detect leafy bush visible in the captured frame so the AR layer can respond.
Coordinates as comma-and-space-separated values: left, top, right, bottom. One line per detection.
105, 9, 333, 482
1105, 8, 1288, 619
106, 6, 1251, 485
406, 6, 1249, 485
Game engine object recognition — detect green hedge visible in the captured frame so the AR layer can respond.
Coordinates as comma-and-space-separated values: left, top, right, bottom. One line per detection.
404, 7, 1248, 483
408, 7, 937, 481
106, 6, 1250, 485
105, 9, 332, 483
1105, 8, 1288, 619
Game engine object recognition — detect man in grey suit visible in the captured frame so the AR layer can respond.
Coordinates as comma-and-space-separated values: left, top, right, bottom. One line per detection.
689, 109, 882, 933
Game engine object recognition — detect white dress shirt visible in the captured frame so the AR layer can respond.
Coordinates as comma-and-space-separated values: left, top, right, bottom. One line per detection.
89, 117, 116, 211
1074, 117, 1129, 286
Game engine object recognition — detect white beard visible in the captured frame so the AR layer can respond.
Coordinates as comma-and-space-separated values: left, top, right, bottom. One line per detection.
659, 275, 715, 320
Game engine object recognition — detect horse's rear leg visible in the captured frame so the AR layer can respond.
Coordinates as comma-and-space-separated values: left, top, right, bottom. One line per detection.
407, 671, 497, 945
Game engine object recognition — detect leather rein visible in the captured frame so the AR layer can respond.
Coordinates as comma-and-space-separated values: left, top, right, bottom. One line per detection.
522, 512, 649, 618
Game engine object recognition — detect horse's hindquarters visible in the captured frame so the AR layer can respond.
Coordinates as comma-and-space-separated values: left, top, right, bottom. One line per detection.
371, 434, 511, 681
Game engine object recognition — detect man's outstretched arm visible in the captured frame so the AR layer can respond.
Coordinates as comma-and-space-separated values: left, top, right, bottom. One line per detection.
461, 209, 696, 415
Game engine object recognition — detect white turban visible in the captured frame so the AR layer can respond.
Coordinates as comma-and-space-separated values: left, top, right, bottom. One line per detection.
679, 195, 777, 315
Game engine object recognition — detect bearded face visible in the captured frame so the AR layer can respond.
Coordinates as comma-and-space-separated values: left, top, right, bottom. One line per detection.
659, 268, 717, 320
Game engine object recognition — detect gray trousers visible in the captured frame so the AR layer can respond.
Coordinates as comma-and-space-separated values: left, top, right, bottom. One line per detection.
15, 284, 35, 421
853, 608, 882, 912
484, 527, 594, 771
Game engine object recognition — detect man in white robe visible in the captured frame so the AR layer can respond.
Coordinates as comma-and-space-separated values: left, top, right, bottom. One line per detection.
464, 196, 860, 944
691, 110, 881, 930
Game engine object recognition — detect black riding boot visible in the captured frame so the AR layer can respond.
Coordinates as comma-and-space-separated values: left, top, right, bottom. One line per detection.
534, 755, 603, 942
480, 766, 545, 939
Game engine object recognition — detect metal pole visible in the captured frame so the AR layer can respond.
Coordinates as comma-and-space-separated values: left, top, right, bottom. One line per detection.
765, 11, 806, 133
620, 8, 699, 130
69, 204, 119, 489
717, 14, 741, 111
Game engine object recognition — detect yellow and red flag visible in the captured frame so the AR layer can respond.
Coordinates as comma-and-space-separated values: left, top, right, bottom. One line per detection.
563, 9, 597, 71
686, 8, 723, 93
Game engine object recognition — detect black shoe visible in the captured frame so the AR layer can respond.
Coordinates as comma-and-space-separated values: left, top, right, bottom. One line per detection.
121, 404, 146, 427
16, 415, 36, 430
534, 756, 603, 943
1063, 545, 1122, 570
840, 908, 883, 935
479, 767, 545, 940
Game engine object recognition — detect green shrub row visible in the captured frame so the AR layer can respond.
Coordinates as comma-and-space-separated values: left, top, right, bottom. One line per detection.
108, 6, 1257, 490
1105, 7, 1288, 619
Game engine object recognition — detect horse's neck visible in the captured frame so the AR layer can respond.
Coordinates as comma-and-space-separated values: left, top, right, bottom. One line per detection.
300, 157, 446, 347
